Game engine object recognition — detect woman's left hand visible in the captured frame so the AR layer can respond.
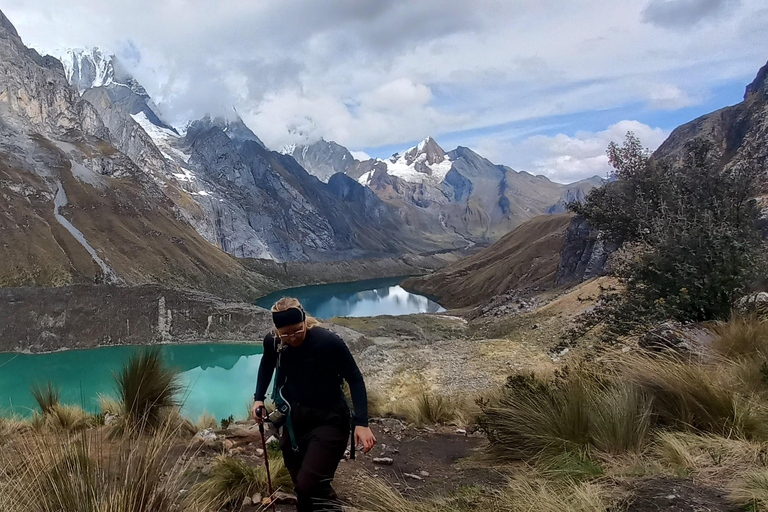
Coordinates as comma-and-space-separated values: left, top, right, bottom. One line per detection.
354, 426, 377, 453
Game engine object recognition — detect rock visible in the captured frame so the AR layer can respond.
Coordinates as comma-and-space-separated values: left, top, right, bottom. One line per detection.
404, 473, 423, 481
639, 321, 713, 353
223, 439, 234, 450
455, 428, 467, 435
242, 496, 252, 507
251, 493, 262, 504
201, 464, 213, 476
104, 413, 119, 426
274, 491, 298, 505
193, 428, 217, 443
420, 471, 430, 477
373, 457, 394, 465
555, 216, 618, 286
737, 292, 768, 316
256, 448, 264, 457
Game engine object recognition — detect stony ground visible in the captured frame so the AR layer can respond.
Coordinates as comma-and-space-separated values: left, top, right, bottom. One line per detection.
186, 416, 494, 511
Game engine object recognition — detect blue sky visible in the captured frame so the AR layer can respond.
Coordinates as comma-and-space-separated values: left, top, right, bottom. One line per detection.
364, 75, 752, 176
4, 0, 767, 183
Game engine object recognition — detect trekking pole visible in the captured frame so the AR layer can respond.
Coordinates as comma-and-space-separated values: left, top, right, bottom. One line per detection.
257, 407, 277, 512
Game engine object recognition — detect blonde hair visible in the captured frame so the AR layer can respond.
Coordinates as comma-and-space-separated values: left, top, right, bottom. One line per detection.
271, 297, 320, 335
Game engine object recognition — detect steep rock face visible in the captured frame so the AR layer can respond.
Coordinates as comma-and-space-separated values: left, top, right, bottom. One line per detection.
178, 117, 436, 261
282, 138, 355, 182
0, 284, 273, 352
403, 214, 574, 309
0, 10, 271, 298
654, 60, 768, 169
555, 216, 618, 286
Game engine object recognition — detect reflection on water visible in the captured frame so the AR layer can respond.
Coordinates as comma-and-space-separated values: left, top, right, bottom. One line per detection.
0, 344, 263, 422
255, 276, 444, 318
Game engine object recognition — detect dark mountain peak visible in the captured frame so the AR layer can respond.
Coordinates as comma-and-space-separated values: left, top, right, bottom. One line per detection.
0, 9, 20, 39
191, 112, 265, 148
745, 60, 768, 102
284, 137, 355, 182
212, 110, 266, 148
404, 136, 445, 165
450, 146, 483, 161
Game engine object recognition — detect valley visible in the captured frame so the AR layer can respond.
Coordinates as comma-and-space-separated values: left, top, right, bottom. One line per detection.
0, 5, 767, 512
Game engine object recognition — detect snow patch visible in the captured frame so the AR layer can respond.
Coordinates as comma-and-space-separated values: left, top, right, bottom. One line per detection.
358, 170, 374, 186
379, 151, 453, 184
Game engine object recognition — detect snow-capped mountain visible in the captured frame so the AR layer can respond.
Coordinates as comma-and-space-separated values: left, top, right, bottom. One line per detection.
289, 136, 604, 242
60, 48, 113, 93
61, 47, 176, 133
358, 136, 453, 186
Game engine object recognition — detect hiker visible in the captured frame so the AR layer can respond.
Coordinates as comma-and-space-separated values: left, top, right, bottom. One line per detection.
252, 297, 376, 511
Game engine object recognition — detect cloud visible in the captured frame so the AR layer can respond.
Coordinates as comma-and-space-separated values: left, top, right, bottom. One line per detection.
642, 0, 742, 28
475, 120, 670, 184
1, 0, 765, 154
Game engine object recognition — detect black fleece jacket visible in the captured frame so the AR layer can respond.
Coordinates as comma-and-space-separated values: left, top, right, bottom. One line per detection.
254, 327, 369, 427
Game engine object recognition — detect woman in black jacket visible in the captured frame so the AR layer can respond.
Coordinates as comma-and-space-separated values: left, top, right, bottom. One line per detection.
252, 297, 376, 511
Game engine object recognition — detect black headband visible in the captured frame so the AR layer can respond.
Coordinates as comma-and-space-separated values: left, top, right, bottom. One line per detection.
272, 307, 306, 328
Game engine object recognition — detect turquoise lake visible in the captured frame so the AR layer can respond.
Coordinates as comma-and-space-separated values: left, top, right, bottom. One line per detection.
255, 276, 444, 318
0, 344, 263, 422
0, 278, 444, 421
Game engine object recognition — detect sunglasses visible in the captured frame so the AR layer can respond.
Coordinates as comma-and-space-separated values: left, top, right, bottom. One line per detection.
277, 326, 306, 341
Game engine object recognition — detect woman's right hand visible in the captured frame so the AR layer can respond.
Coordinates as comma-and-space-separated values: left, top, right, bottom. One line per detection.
252, 401, 266, 423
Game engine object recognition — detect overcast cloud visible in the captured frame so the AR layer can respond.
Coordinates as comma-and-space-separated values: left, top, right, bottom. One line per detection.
3, 0, 766, 183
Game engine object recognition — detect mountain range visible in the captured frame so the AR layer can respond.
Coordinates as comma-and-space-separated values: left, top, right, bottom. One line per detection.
3, 6, 762, 298
48, 35, 604, 264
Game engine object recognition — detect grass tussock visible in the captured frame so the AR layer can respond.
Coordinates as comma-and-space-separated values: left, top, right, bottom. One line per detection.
0, 426, 189, 512
30, 381, 60, 415
194, 411, 218, 431
621, 353, 768, 439
352, 478, 466, 512
45, 404, 91, 432
189, 452, 292, 510
98, 393, 122, 416
732, 470, 768, 510
496, 476, 610, 512
711, 315, 768, 360
403, 392, 472, 427
353, 476, 609, 512
479, 370, 653, 461
112, 347, 181, 436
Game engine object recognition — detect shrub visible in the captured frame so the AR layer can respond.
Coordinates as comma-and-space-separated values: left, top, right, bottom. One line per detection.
113, 347, 181, 436
30, 381, 60, 416
570, 134, 766, 333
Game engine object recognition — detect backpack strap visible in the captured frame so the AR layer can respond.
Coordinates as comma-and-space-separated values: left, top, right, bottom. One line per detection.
270, 334, 299, 452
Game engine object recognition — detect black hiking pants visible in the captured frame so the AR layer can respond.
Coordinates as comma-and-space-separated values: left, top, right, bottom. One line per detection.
280, 405, 350, 512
